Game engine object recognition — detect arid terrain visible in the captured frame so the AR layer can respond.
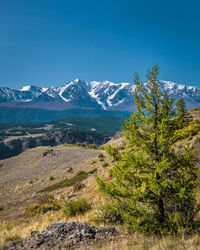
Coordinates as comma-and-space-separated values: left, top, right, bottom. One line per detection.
0, 145, 103, 222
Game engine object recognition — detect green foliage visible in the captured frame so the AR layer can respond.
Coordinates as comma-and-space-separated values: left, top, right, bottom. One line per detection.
97, 202, 123, 225
63, 198, 91, 218
98, 153, 104, 159
88, 168, 97, 174
0, 205, 4, 211
104, 145, 120, 162
49, 176, 55, 181
87, 144, 97, 149
96, 65, 199, 235
39, 171, 88, 192
101, 162, 109, 168
76, 142, 87, 147
174, 121, 200, 141
24, 197, 61, 217
175, 98, 193, 129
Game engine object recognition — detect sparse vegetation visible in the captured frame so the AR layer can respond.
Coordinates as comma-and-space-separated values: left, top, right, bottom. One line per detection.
63, 198, 91, 218
0, 205, 4, 211
68, 167, 74, 173
101, 162, 108, 167
98, 153, 104, 159
24, 198, 61, 217
39, 171, 89, 192
88, 168, 97, 174
49, 176, 55, 181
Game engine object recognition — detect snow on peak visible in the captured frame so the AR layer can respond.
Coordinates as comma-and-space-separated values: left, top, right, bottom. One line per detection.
42, 88, 48, 92
1, 79, 199, 111
74, 78, 81, 83
20, 86, 31, 91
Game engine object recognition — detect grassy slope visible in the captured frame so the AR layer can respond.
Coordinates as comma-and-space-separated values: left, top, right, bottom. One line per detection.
0, 110, 200, 249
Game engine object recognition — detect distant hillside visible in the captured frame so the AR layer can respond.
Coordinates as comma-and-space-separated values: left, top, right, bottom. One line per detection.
0, 107, 130, 123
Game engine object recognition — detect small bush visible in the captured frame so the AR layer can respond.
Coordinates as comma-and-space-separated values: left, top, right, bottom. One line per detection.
88, 168, 97, 174
98, 203, 123, 225
102, 162, 108, 168
63, 198, 91, 218
0, 205, 4, 211
174, 121, 200, 141
91, 160, 96, 165
68, 167, 74, 173
98, 153, 104, 159
24, 197, 61, 217
49, 176, 55, 181
76, 142, 87, 148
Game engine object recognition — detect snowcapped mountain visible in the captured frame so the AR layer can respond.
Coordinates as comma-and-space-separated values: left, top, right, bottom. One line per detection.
0, 79, 199, 111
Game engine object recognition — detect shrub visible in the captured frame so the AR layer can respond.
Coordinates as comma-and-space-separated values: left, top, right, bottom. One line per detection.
101, 162, 108, 168
98, 153, 104, 159
98, 203, 123, 225
24, 199, 61, 217
63, 198, 91, 218
0, 205, 4, 211
88, 144, 97, 149
88, 168, 97, 174
76, 142, 87, 148
174, 121, 200, 141
91, 160, 96, 165
49, 176, 55, 181
68, 167, 74, 173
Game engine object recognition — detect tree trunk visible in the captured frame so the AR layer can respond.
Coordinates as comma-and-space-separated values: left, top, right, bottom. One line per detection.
158, 197, 165, 222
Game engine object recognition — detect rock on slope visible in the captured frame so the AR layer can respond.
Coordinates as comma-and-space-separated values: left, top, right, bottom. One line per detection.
8, 222, 117, 249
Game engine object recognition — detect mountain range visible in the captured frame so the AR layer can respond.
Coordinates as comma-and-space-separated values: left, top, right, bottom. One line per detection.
0, 79, 199, 111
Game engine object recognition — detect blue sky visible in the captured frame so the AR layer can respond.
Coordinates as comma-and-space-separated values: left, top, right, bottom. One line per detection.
0, 0, 200, 88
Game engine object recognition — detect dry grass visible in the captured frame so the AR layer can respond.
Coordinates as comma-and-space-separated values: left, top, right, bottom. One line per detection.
0, 148, 109, 245
92, 233, 200, 250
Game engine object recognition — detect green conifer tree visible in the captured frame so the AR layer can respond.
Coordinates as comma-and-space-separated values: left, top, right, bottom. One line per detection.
96, 65, 198, 235
176, 97, 192, 128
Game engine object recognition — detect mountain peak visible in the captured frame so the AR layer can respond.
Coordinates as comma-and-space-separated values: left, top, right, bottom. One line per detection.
0, 80, 199, 111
